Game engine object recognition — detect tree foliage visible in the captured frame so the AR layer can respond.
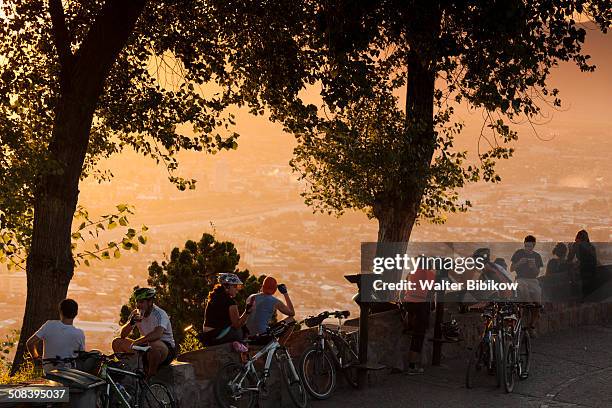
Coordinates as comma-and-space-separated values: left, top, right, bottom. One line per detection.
282, 0, 611, 225
0, 0, 317, 259
119, 233, 262, 346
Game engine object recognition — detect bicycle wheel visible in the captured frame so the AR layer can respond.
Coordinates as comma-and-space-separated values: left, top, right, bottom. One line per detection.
494, 334, 504, 388
299, 345, 336, 399
503, 342, 517, 393
518, 330, 531, 380
279, 350, 309, 407
140, 382, 175, 408
465, 341, 486, 389
214, 362, 257, 408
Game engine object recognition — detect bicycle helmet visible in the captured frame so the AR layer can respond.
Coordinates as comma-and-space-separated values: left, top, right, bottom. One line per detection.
133, 287, 156, 301
218, 273, 243, 286
472, 248, 490, 264
441, 319, 461, 341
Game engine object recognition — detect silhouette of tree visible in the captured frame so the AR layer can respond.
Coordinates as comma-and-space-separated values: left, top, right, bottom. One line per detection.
0, 0, 314, 372
281, 0, 611, 243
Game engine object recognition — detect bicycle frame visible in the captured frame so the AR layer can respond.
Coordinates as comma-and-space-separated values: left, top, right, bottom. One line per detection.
231, 338, 282, 392
99, 358, 166, 408
100, 364, 137, 408
319, 326, 358, 369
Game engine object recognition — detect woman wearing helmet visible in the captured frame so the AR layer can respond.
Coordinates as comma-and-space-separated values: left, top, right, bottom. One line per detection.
201, 273, 251, 346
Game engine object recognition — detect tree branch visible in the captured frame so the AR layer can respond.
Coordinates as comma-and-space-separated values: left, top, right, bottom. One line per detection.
72, 0, 147, 101
48, 0, 73, 74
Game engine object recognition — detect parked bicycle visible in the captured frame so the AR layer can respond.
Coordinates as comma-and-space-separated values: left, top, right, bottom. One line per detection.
465, 301, 504, 389
501, 303, 532, 393
214, 320, 308, 408
44, 346, 175, 408
298, 310, 359, 400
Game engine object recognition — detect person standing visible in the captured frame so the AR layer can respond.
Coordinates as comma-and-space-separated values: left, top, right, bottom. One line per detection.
511, 235, 543, 337
568, 229, 598, 300
402, 268, 436, 375
27, 299, 86, 373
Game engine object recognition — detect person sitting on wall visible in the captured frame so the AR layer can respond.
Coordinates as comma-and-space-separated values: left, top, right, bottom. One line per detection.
201, 273, 251, 346
245, 276, 295, 340
112, 287, 176, 379
27, 299, 86, 373
546, 243, 569, 276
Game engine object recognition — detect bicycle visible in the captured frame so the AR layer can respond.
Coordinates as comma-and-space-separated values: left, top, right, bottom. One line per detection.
298, 310, 359, 400
43, 346, 175, 407
465, 301, 504, 389
214, 320, 308, 408
501, 303, 532, 393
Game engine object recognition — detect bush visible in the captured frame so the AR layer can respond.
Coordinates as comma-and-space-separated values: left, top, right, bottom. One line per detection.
120, 233, 263, 347
0, 331, 40, 384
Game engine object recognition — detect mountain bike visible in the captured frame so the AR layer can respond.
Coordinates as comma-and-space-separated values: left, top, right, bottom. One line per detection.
214, 321, 308, 408
45, 346, 175, 407
298, 310, 359, 400
465, 302, 504, 389
501, 303, 532, 393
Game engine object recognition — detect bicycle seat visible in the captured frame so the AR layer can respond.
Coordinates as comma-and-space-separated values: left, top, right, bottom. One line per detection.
131, 345, 152, 353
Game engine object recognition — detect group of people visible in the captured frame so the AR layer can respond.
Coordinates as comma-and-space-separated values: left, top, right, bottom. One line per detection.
201, 273, 295, 346
26, 273, 295, 379
25, 230, 599, 380
399, 229, 599, 375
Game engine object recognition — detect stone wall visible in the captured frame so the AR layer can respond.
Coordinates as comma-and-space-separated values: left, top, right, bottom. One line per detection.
157, 302, 612, 406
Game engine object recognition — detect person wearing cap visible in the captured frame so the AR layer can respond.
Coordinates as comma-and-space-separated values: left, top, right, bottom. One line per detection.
245, 276, 295, 336
201, 273, 251, 346
112, 287, 176, 378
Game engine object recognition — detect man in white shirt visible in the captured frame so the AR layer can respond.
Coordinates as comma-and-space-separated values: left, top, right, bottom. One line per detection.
112, 287, 176, 378
27, 299, 86, 373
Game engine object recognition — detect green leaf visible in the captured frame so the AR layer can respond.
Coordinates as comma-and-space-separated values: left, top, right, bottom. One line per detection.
101, 251, 110, 260
113, 249, 121, 259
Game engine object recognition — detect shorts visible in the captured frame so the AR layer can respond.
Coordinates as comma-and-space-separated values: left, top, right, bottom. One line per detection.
517, 278, 542, 303
161, 341, 176, 366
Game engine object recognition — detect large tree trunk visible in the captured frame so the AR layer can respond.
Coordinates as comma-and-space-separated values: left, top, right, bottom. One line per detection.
374, 53, 437, 244
374, 0, 440, 245
11, 0, 146, 374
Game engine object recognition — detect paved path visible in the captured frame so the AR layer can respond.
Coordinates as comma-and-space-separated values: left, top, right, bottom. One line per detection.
311, 324, 612, 408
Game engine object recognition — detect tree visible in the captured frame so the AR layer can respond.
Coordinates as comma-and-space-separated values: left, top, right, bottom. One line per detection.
281, 0, 611, 243
119, 233, 262, 347
0, 0, 314, 372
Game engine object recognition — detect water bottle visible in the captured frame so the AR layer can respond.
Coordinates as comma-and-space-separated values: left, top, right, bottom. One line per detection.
116, 384, 132, 403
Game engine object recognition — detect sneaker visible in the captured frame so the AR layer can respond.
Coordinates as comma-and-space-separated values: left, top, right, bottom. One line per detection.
405, 367, 424, 375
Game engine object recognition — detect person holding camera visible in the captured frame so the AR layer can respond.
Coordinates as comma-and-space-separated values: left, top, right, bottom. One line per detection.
245, 276, 295, 337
